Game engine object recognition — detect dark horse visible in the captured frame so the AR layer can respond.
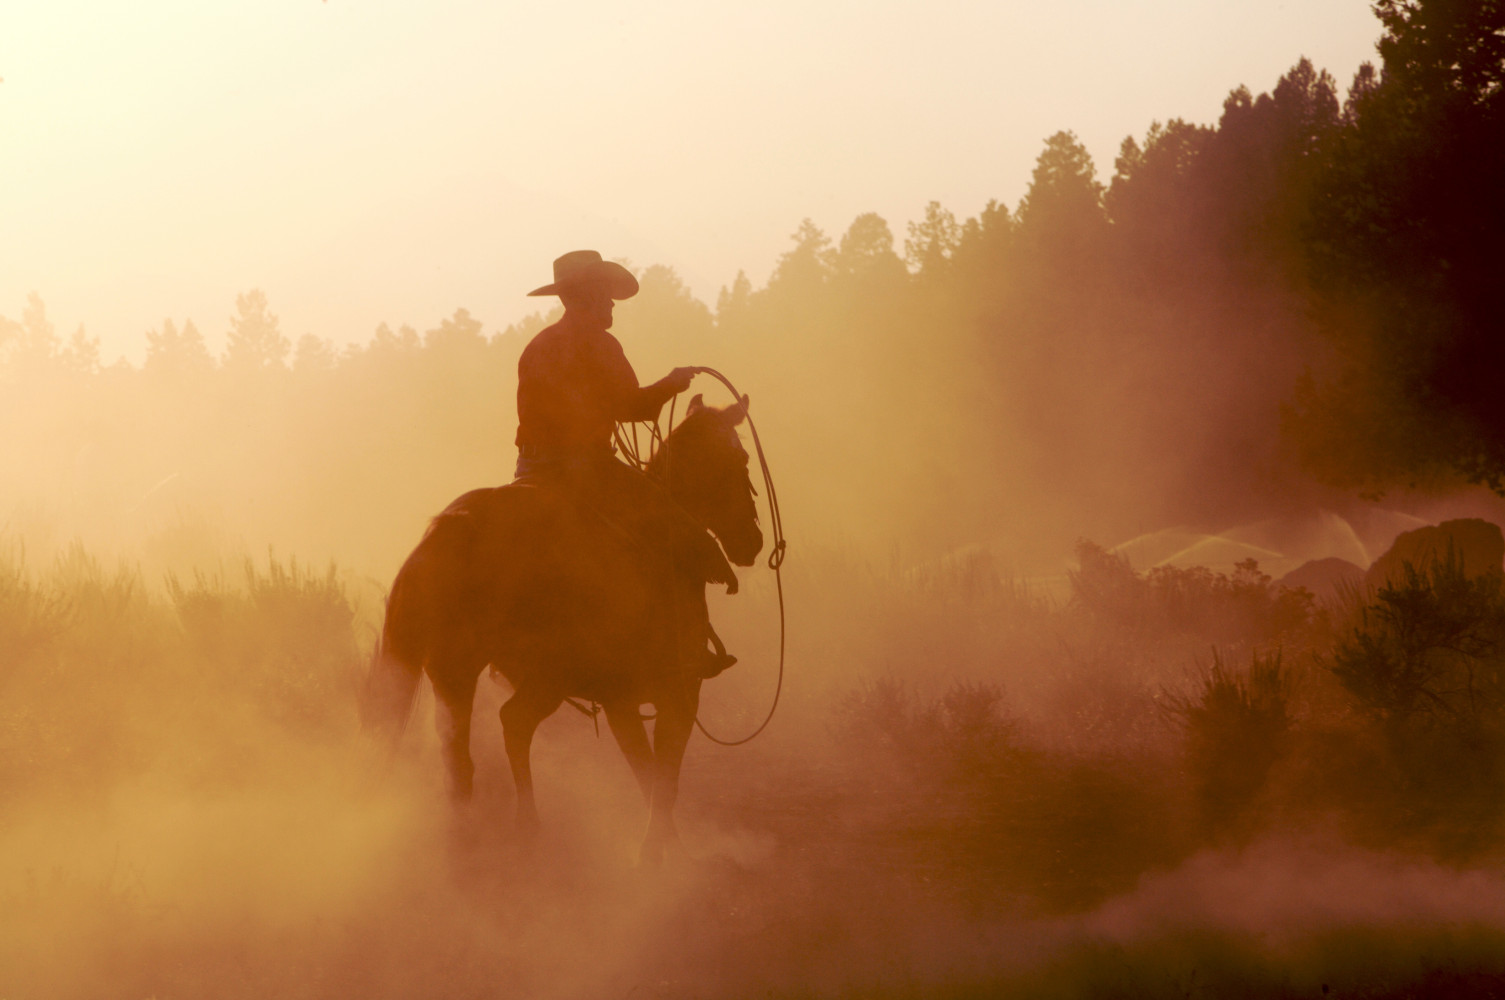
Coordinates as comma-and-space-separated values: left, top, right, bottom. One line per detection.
363, 395, 762, 865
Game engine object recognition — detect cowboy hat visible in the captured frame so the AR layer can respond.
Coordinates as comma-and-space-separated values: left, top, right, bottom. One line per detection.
527, 249, 639, 299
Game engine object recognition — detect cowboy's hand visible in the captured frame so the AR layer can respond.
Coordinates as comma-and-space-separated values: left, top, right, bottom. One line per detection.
666, 367, 696, 393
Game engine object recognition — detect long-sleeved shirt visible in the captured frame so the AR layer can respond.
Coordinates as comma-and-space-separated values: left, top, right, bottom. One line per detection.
515, 312, 678, 457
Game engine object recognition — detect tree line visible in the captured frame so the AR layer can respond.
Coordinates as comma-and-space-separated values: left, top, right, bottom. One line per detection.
2, 0, 1500, 567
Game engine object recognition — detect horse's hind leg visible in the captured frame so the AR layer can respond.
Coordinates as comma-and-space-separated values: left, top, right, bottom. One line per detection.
432, 669, 482, 803
604, 702, 654, 805
499, 685, 562, 837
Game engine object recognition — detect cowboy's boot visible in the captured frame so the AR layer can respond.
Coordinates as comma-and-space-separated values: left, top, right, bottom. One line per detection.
676, 584, 737, 679
701, 623, 737, 679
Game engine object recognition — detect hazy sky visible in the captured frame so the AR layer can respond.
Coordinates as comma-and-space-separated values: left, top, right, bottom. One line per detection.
2, 0, 1382, 364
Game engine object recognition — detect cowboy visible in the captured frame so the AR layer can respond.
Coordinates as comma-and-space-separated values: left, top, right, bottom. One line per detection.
514, 249, 738, 678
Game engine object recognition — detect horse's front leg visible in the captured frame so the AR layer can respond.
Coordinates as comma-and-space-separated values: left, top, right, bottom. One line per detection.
499, 685, 562, 839
640, 679, 701, 868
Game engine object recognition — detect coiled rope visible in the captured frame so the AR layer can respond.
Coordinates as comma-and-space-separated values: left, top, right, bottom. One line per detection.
614, 367, 787, 746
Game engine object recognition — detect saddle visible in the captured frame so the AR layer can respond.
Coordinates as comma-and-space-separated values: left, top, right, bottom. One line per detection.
509, 462, 737, 593
499, 474, 737, 679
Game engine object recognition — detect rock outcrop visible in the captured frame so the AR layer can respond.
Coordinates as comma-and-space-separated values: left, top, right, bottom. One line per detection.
1364, 518, 1504, 590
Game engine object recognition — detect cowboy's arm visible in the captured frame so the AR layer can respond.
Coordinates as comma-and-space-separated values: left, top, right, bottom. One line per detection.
620, 369, 694, 421
602, 335, 693, 421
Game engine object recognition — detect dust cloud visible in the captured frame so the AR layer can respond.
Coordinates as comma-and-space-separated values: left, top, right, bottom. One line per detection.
8, 28, 1505, 999
6, 537, 1505, 1000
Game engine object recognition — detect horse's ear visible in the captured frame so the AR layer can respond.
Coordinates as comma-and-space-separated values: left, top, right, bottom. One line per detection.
725, 394, 750, 425
686, 393, 705, 414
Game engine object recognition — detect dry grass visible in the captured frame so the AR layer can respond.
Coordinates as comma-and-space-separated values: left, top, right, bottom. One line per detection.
4, 537, 1505, 998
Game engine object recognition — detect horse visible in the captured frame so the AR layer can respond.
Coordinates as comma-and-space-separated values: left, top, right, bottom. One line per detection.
362, 394, 763, 865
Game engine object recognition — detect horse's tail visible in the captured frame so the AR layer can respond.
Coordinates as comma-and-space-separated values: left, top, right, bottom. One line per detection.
360, 491, 498, 746
359, 535, 445, 747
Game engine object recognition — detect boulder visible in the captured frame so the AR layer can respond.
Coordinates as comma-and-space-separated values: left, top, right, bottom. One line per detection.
1364, 518, 1505, 591
1276, 557, 1366, 603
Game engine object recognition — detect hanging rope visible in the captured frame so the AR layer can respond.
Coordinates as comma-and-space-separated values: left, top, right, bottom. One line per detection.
615, 367, 788, 746
686, 367, 787, 746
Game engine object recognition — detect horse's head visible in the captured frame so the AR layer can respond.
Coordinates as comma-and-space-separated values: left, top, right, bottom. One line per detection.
651, 393, 764, 567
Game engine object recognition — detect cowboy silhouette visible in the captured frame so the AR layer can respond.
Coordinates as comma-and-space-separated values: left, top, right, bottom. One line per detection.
514, 250, 738, 678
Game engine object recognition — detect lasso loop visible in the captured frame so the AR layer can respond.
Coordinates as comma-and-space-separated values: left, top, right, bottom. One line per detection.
614, 367, 787, 747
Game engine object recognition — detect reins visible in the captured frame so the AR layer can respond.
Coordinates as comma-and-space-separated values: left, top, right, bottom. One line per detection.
614, 367, 787, 747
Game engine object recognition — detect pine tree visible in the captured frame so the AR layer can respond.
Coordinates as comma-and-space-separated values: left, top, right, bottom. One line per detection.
224, 290, 289, 372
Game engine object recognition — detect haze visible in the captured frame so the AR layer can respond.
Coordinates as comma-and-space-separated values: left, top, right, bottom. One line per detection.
8, 2, 1505, 997
3, 0, 1380, 363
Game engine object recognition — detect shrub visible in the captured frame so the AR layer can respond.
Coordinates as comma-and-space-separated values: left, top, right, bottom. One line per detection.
0, 544, 69, 675
165, 553, 360, 732
1323, 552, 1505, 852
1330, 551, 1505, 731
1164, 648, 1291, 833
836, 676, 1016, 778
1070, 541, 1318, 650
